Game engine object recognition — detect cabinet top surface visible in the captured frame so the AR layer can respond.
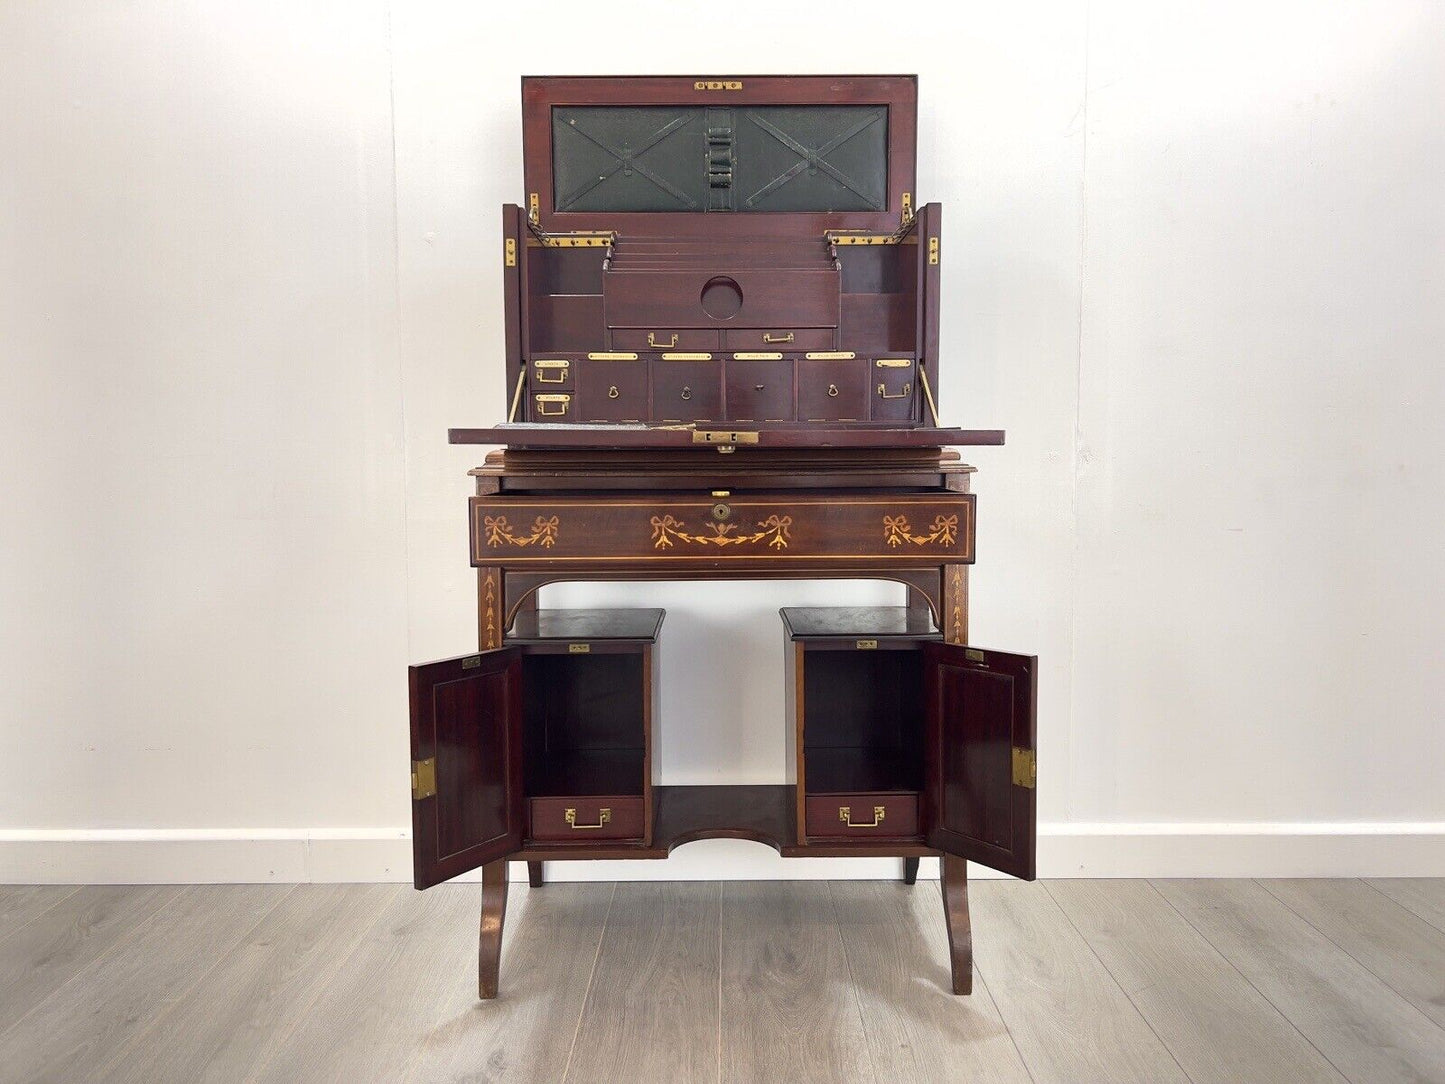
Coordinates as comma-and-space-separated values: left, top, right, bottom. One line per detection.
780, 606, 941, 640
508, 607, 665, 643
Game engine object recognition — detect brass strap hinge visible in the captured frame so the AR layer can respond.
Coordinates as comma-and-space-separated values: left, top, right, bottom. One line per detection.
411, 757, 437, 800
1012, 747, 1036, 789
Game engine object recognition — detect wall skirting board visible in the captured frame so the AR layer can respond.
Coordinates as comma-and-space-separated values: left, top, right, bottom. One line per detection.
2, 824, 1442, 884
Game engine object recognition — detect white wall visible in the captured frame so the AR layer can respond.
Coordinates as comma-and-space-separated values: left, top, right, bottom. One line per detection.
2, 1, 1442, 883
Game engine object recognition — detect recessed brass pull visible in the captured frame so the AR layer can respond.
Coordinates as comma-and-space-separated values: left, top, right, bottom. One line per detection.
839, 805, 886, 828
762, 332, 794, 344
564, 807, 611, 829
648, 332, 679, 348
877, 382, 912, 399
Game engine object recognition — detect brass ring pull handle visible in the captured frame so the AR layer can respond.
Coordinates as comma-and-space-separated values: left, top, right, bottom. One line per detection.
754, 384, 765, 391
762, 332, 794, 344
827, 384, 839, 397
839, 805, 886, 828
564, 807, 612, 830
680, 387, 692, 400
608, 385, 620, 399
877, 382, 912, 399
647, 332, 679, 348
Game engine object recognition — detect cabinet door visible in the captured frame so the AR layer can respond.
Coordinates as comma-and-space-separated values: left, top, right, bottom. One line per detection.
923, 643, 1037, 880
409, 648, 524, 889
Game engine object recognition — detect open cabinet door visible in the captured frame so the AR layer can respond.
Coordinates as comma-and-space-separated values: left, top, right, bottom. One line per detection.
409, 649, 524, 889
923, 643, 1037, 880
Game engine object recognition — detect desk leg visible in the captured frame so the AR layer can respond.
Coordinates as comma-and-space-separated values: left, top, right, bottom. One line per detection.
903, 856, 919, 884
527, 861, 544, 887
941, 853, 973, 995
478, 858, 508, 1000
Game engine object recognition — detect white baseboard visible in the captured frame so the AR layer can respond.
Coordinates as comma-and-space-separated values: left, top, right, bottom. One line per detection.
2, 823, 1442, 884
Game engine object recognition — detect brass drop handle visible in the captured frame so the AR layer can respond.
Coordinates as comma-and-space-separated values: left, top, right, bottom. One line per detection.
680, 386, 692, 400
608, 385, 620, 399
839, 805, 886, 828
535, 394, 570, 416
647, 332, 679, 348
827, 384, 839, 397
565, 807, 612, 830
763, 332, 794, 344
877, 382, 912, 399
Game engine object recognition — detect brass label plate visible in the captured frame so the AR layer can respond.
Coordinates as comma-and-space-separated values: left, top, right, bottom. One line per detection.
875, 358, 912, 368
587, 352, 639, 361
804, 351, 857, 360
731, 352, 783, 360
661, 352, 713, 361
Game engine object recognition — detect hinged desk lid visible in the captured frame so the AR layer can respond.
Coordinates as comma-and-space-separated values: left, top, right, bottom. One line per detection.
523, 76, 917, 238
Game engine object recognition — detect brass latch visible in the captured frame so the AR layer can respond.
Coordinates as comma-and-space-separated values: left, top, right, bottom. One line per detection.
692, 430, 759, 446
856, 639, 878, 650
527, 192, 539, 225
411, 758, 437, 801
1012, 747, 1036, 789
568, 643, 590, 654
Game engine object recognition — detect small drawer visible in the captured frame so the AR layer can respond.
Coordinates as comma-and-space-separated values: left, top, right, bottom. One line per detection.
871, 357, 917, 422
529, 357, 574, 388
575, 358, 648, 422
650, 357, 721, 422
611, 328, 719, 351
805, 793, 919, 840
529, 796, 645, 842
724, 356, 794, 421
530, 392, 573, 422
798, 358, 868, 421
721, 327, 836, 351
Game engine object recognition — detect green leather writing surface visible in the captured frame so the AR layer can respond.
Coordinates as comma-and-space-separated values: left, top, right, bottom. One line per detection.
551, 105, 888, 213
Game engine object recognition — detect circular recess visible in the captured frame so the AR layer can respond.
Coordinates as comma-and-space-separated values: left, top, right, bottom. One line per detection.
699, 276, 743, 320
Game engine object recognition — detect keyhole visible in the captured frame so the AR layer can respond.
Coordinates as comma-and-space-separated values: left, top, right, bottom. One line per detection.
608, 385, 619, 399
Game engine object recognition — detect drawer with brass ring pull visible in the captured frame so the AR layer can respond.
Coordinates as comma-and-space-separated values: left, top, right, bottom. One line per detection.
648, 355, 720, 422
529, 796, 645, 842
798, 357, 867, 422
575, 357, 647, 422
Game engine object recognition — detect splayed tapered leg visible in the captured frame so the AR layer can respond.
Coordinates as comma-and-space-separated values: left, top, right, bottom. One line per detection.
940, 853, 972, 994
478, 858, 508, 999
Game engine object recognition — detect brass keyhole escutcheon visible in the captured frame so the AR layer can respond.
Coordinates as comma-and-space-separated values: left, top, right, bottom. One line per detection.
828, 383, 839, 397
711, 502, 731, 521
680, 386, 692, 400
608, 385, 620, 399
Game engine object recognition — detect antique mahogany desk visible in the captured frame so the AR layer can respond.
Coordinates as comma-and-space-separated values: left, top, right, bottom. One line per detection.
408, 75, 1037, 1000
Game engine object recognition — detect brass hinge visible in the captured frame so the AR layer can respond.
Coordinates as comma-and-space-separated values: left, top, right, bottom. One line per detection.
694, 80, 743, 91
411, 757, 437, 800
568, 642, 590, 654
504, 237, 516, 267
929, 236, 940, 265
1012, 747, 1036, 789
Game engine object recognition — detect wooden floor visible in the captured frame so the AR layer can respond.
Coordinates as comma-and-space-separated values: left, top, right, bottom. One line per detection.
1, 878, 1443, 1083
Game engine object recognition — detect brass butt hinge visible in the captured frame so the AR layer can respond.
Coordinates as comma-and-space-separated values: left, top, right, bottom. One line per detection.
411, 757, 437, 800
504, 238, 516, 267
1012, 747, 1036, 789
929, 236, 940, 265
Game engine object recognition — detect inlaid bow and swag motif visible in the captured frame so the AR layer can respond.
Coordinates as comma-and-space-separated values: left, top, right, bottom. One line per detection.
883, 513, 959, 548
482, 514, 560, 548
650, 514, 792, 551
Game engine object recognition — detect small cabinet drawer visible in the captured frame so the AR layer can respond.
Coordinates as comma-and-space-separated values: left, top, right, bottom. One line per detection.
798, 358, 868, 421
530, 392, 573, 422
611, 328, 719, 351
575, 359, 648, 422
650, 357, 721, 422
529, 357, 575, 388
871, 357, 917, 422
721, 327, 835, 351
724, 356, 794, 421
529, 796, 645, 842
805, 793, 919, 840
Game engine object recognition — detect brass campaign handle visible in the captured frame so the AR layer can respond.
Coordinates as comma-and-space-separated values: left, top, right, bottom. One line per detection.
565, 807, 612, 830
647, 332, 679, 348
839, 805, 886, 828
877, 382, 912, 399
763, 332, 795, 344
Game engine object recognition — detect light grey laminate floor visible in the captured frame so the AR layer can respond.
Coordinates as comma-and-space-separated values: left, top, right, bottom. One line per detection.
0, 877, 1442, 1083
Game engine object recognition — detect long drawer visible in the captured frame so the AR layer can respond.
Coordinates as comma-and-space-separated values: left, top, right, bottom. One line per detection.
471, 492, 974, 566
